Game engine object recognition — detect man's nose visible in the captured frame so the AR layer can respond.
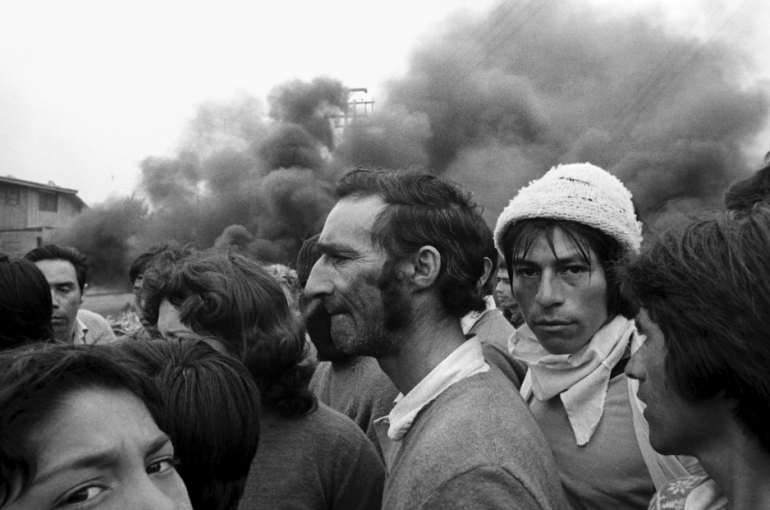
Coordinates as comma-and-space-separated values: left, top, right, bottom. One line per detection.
535, 272, 563, 307
304, 258, 333, 301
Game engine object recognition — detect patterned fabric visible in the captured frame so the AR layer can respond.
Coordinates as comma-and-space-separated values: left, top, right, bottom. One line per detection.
649, 476, 728, 510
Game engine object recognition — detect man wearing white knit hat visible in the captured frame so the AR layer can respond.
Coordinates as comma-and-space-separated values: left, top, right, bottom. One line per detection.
494, 163, 702, 510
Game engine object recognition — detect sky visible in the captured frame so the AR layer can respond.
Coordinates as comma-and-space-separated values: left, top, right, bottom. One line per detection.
1, 0, 768, 206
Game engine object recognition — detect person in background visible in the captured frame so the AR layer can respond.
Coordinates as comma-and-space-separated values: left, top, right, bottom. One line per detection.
624, 206, 770, 510
0, 343, 192, 509
494, 255, 525, 328
111, 339, 261, 510
141, 252, 384, 510
0, 255, 54, 351
461, 216, 528, 388
306, 169, 566, 509
494, 162, 702, 509
300, 233, 399, 460
24, 244, 116, 345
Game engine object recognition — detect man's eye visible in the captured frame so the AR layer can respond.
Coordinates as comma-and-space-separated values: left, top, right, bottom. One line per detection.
564, 265, 588, 275
60, 485, 107, 506
514, 268, 538, 277
147, 457, 179, 475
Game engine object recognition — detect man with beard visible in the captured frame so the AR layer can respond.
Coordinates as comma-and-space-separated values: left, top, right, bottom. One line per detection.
305, 169, 567, 510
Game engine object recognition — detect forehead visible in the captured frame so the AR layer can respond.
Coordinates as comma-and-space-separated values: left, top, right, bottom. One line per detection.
32, 387, 162, 467
157, 300, 198, 336
511, 226, 596, 263
319, 195, 388, 249
33, 259, 78, 284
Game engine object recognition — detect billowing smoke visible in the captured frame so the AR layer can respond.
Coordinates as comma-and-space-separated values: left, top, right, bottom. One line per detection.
336, 1, 769, 226
66, 0, 768, 286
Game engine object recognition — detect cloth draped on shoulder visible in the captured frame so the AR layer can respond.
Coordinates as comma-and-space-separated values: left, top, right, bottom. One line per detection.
512, 315, 703, 490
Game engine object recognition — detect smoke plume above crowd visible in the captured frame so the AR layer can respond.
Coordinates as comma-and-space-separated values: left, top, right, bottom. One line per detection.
59, 0, 768, 286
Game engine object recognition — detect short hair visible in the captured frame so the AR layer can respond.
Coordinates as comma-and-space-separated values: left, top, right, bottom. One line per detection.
336, 168, 486, 318
24, 244, 89, 292
142, 251, 316, 417
0, 256, 54, 350
129, 243, 182, 283
623, 206, 770, 452
498, 218, 636, 319
0, 343, 162, 506
725, 163, 770, 212
476, 216, 498, 296
110, 339, 261, 510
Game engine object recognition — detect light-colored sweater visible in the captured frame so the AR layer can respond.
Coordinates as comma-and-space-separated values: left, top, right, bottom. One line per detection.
382, 369, 567, 510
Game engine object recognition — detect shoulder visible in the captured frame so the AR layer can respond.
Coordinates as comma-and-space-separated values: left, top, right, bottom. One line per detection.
77, 309, 117, 344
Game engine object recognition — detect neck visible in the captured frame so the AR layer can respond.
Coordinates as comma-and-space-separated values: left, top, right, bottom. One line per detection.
696, 419, 770, 509
377, 304, 467, 395
53, 323, 76, 344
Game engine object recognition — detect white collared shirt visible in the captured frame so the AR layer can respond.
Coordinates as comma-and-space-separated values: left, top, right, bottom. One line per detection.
374, 337, 489, 469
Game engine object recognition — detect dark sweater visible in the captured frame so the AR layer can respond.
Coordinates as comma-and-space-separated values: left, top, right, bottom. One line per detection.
309, 356, 399, 459
238, 403, 384, 510
382, 369, 567, 510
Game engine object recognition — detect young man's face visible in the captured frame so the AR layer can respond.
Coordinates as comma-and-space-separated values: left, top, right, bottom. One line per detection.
625, 309, 723, 456
305, 195, 408, 357
494, 266, 517, 311
510, 227, 609, 354
34, 259, 83, 343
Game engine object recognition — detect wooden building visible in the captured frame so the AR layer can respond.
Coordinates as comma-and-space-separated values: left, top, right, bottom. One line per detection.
0, 176, 87, 257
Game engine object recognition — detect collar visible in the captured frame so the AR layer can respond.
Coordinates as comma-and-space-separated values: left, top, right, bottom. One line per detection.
460, 295, 497, 334
514, 315, 635, 445
72, 317, 88, 345
386, 337, 489, 441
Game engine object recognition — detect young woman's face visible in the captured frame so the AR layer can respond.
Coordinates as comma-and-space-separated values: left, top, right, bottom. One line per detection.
6, 387, 192, 510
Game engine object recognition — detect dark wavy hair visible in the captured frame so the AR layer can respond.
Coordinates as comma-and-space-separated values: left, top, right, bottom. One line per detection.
336, 168, 486, 318
110, 339, 261, 510
24, 244, 89, 292
0, 343, 162, 506
0, 256, 54, 350
623, 207, 770, 453
725, 163, 770, 213
498, 218, 637, 320
142, 251, 317, 417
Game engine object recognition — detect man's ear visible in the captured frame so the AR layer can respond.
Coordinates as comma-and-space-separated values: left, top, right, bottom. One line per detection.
80, 283, 88, 305
481, 257, 494, 288
411, 246, 441, 290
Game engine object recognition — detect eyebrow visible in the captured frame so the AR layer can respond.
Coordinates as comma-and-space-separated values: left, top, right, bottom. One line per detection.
316, 241, 357, 257
33, 434, 172, 487
511, 255, 589, 266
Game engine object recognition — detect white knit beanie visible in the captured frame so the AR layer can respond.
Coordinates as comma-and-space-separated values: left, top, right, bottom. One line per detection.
494, 163, 643, 255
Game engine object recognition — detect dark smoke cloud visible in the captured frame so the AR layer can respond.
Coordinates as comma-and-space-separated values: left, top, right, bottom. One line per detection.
68, 1, 768, 286
268, 77, 347, 150
336, 1, 768, 225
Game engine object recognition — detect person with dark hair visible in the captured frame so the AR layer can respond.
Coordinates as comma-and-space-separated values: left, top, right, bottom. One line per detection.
624, 207, 770, 509
0, 256, 54, 350
141, 251, 384, 510
494, 255, 525, 328
460, 216, 528, 388
724, 162, 770, 212
306, 168, 566, 509
300, 234, 399, 460
494, 163, 702, 509
24, 244, 116, 345
111, 339, 261, 510
0, 343, 192, 509
128, 243, 178, 327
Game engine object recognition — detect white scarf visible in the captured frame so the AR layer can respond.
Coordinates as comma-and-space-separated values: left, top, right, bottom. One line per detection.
514, 315, 635, 446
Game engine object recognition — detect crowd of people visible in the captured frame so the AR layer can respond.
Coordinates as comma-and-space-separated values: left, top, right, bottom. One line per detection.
1, 162, 769, 510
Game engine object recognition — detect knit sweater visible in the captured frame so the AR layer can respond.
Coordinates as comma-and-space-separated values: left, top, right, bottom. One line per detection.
238, 403, 384, 510
382, 369, 567, 510
309, 356, 399, 459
